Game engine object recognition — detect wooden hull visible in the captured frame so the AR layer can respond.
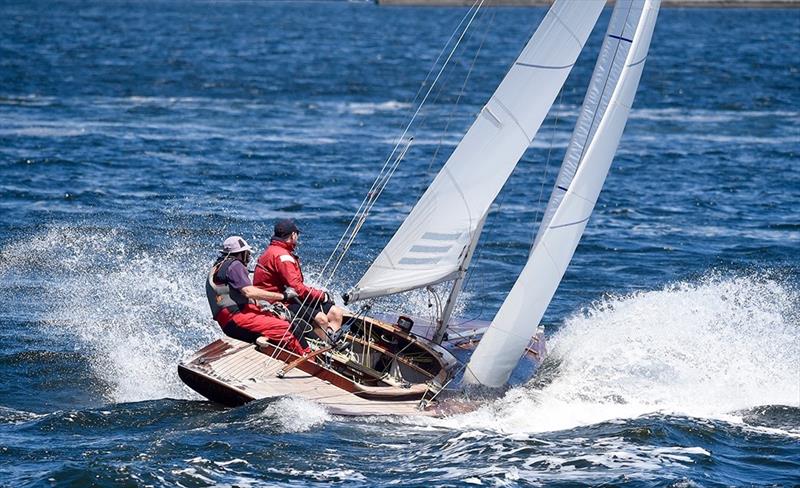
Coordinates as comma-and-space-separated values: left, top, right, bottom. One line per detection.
178, 337, 438, 416
178, 314, 546, 416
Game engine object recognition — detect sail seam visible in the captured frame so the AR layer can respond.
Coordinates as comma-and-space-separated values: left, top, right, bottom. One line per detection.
627, 55, 648, 67
549, 215, 591, 230
441, 164, 475, 249
551, 11, 583, 47
492, 98, 531, 141
481, 105, 503, 128
515, 62, 575, 70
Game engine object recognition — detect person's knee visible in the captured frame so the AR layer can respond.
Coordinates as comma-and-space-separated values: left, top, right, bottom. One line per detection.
328, 306, 343, 324
314, 312, 329, 327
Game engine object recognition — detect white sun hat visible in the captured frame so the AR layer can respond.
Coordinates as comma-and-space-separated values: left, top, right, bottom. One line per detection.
220, 236, 253, 254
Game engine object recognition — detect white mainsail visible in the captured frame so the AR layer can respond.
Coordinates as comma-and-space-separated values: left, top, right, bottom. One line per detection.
346, 0, 605, 303
464, 0, 661, 387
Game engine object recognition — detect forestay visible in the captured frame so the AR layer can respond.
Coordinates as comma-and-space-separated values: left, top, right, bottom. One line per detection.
346, 0, 605, 303
464, 0, 662, 387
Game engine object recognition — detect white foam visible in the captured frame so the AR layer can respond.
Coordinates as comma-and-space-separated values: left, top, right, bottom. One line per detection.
346, 100, 411, 115
0, 406, 44, 424
1, 226, 218, 403
256, 397, 331, 433
266, 466, 367, 482
631, 107, 800, 123
434, 273, 799, 434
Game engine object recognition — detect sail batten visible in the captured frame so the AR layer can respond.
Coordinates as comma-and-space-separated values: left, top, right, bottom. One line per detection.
464, 0, 661, 387
347, 0, 606, 303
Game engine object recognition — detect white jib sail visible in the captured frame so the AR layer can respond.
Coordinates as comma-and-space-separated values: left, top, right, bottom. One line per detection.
346, 0, 605, 303
464, 0, 661, 387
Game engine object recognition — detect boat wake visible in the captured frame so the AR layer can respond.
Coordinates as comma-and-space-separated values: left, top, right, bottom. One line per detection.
433, 272, 799, 434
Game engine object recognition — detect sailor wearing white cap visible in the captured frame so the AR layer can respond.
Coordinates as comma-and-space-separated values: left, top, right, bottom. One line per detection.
205, 235, 308, 355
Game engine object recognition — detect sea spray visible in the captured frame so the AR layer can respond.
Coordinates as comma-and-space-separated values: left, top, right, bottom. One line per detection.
256, 397, 331, 433
0, 226, 217, 403
435, 272, 799, 434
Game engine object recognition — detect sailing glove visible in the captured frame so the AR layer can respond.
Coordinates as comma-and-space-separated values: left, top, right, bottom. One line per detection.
283, 287, 300, 303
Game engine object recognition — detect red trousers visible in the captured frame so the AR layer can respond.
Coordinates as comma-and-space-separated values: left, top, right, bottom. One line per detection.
216, 304, 308, 355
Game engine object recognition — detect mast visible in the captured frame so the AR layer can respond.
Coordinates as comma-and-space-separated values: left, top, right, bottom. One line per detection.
431, 213, 486, 344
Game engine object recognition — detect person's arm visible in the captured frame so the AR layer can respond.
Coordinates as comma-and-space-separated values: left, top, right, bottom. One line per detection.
226, 260, 286, 303
240, 285, 285, 302
277, 255, 325, 301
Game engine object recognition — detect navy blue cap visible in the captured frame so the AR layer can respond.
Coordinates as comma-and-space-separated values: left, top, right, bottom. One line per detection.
273, 219, 300, 239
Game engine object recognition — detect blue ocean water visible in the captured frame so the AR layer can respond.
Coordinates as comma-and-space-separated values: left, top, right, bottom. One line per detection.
1, 1, 798, 486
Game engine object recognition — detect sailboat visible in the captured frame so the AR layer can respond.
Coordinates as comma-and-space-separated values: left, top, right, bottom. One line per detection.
179, 0, 661, 415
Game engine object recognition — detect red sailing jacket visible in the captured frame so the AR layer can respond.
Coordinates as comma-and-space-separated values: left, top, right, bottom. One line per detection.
253, 239, 325, 303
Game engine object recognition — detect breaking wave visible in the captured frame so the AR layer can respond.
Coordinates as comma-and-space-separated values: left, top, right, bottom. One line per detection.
344, 100, 411, 115
437, 272, 799, 434
0, 226, 217, 403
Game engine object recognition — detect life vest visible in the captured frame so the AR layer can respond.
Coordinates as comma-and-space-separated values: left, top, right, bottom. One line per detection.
205, 257, 250, 319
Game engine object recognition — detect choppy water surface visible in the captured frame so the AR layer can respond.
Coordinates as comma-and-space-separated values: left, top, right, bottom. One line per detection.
1, 1, 798, 486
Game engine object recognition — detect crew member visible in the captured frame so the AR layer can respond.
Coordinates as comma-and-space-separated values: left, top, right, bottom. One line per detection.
253, 219, 344, 342
206, 235, 309, 355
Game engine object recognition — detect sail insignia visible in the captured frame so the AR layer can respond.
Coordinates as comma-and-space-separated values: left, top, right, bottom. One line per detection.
397, 233, 461, 266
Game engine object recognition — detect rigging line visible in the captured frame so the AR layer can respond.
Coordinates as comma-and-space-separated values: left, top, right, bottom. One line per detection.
266, 292, 371, 364
427, 286, 443, 337
327, 0, 486, 279
267, 301, 372, 367
427, 7, 496, 175
312, 0, 484, 288
420, 361, 468, 407
420, 10, 495, 331
401, 1, 482, 125
531, 88, 565, 245
319, 0, 487, 289
402, 1, 485, 142
314, 137, 411, 294
323, 139, 413, 283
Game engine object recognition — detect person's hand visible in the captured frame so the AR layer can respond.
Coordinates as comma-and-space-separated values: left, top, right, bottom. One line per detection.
283, 287, 300, 303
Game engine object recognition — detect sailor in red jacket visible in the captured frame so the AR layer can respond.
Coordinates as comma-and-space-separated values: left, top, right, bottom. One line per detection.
253, 219, 343, 342
206, 235, 309, 355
